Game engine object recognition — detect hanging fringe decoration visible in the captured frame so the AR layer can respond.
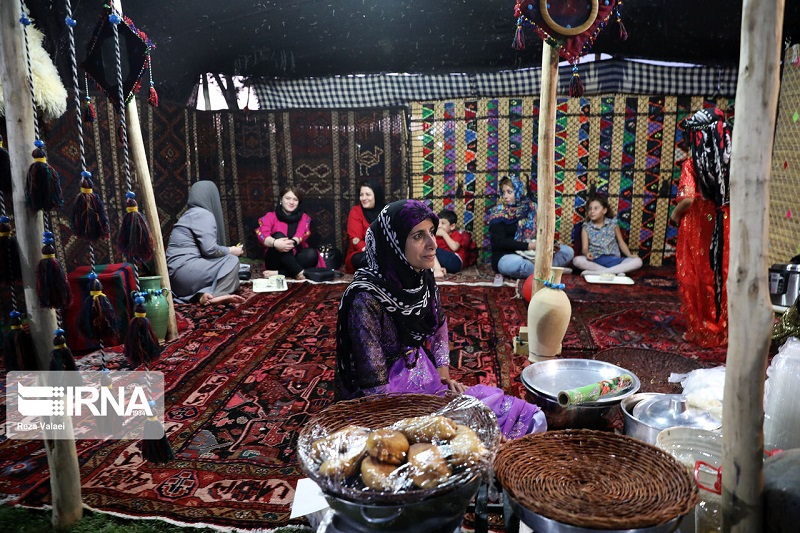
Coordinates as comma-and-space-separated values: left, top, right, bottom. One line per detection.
147, 55, 158, 107
3, 311, 37, 371
36, 231, 72, 309
0, 135, 11, 194
117, 192, 153, 263
616, 1, 628, 41
71, 172, 110, 240
49, 328, 83, 388
25, 142, 64, 212
94, 369, 123, 437
79, 272, 120, 343
141, 399, 174, 464
83, 95, 96, 124
124, 295, 161, 367
569, 64, 584, 97
0, 216, 22, 284
512, 6, 526, 51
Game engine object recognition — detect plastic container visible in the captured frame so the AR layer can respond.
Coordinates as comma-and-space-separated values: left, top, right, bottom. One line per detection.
764, 337, 800, 450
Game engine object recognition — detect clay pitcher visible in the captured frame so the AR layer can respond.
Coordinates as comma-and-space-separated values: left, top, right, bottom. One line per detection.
527, 267, 571, 362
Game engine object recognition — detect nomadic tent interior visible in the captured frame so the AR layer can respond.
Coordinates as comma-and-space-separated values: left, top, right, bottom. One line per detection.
2, 0, 800, 531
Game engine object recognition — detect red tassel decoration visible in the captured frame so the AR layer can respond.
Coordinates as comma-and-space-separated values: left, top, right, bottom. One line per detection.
141, 399, 174, 464
49, 328, 83, 387
84, 96, 96, 124
71, 172, 110, 241
25, 142, 64, 212
95, 370, 123, 437
0, 216, 22, 285
513, 23, 525, 51
148, 83, 159, 107
116, 192, 154, 263
0, 134, 11, 194
3, 311, 38, 371
616, 5, 628, 41
79, 273, 120, 343
569, 65, 584, 97
124, 296, 161, 368
36, 232, 72, 309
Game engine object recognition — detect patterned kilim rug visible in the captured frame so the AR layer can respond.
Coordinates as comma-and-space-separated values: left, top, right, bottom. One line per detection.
0, 270, 725, 531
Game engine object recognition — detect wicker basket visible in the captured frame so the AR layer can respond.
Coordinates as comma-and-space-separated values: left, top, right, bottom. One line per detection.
495, 429, 699, 530
296, 393, 500, 505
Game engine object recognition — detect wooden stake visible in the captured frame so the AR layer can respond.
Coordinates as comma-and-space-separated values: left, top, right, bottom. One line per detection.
0, 1, 82, 527
723, 0, 784, 531
533, 43, 559, 294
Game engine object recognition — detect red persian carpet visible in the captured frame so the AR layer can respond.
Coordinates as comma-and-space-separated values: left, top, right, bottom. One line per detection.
0, 269, 725, 530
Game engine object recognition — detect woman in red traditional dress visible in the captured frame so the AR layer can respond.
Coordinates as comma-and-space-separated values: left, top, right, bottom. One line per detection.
670, 108, 731, 348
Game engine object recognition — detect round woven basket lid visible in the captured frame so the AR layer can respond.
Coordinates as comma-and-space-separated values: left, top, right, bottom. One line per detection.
494, 429, 699, 530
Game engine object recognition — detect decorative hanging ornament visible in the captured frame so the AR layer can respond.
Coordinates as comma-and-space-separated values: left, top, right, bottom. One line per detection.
82, 6, 156, 109
513, 0, 626, 96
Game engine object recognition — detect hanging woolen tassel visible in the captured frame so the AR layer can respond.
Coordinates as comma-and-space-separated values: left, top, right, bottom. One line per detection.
25, 141, 64, 212
124, 295, 161, 367
148, 81, 159, 107
95, 369, 123, 437
616, 3, 628, 41
569, 65, 584, 97
117, 192, 153, 263
83, 95, 96, 124
3, 311, 37, 371
79, 273, 120, 343
36, 231, 72, 309
0, 216, 22, 285
0, 134, 11, 193
49, 328, 83, 388
141, 400, 174, 464
71, 172, 110, 240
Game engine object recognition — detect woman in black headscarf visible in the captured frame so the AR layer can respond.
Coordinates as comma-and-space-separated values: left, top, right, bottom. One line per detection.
256, 185, 326, 279
166, 181, 245, 305
336, 199, 464, 400
344, 179, 386, 273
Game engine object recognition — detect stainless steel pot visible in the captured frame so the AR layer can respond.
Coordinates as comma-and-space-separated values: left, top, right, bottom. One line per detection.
622, 393, 721, 445
521, 359, 640, 430
505, 489, 683, 533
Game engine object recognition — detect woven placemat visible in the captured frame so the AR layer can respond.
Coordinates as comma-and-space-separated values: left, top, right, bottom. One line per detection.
494, 429, 699, 530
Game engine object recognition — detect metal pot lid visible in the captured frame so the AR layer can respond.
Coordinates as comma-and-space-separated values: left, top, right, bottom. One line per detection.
632, 394, 721, 431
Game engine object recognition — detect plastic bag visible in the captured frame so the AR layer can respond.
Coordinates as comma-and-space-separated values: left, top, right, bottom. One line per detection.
764, 336, 800, 449
669, 366, 726, 419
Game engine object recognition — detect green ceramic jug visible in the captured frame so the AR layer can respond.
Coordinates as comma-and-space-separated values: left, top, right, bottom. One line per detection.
137, 276, 170, 341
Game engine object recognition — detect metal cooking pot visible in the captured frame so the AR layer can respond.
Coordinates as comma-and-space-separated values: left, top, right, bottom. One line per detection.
521, 359, 640, 430
769, 263, 800, 307
622, 393, 721, 445
323, 475, 481, 533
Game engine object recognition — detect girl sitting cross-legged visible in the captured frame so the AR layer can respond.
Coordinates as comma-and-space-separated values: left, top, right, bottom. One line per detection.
573, 195, 642, 277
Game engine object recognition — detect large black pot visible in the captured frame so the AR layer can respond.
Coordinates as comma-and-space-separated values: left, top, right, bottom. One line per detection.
324, 475, 481, 533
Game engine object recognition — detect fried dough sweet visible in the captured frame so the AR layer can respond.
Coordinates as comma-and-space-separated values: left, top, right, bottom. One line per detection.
366, 428, 410, 465
311, 425, 369, 463
392, 415, 458, 443
443, 424, 488, 468
318, 448, 367, 479
407, 443, 452, 489
360, 456, 404, 491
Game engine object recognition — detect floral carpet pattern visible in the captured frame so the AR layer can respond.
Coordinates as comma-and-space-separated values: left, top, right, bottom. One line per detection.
0, 268, 725, 531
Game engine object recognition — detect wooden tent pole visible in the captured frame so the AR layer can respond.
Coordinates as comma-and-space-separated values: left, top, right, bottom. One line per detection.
532, 43, 559, 294
722, 0, 784, 531
0, 1, 82, 527
111, 0, 177, 341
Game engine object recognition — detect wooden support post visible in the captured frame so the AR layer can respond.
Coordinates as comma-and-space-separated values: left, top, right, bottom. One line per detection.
0, 1, 82, 527
533, 43, 559, 295
723, 0, 784, 531
126, 100, 178, 341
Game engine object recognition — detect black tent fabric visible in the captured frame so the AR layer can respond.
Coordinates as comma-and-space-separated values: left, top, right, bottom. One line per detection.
24, 1, 800, 106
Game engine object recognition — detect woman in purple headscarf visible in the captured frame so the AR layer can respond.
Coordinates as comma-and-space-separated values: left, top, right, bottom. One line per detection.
335, 199, 545, 439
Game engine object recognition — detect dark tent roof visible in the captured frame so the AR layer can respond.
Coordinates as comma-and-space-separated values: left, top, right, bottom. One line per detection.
27, 0, 800, 106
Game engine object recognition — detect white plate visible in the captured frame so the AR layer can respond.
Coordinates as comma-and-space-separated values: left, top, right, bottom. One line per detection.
584, 273, 635, 285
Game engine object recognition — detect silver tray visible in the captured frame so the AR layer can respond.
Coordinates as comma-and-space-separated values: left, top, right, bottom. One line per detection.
521, 358, 641, 405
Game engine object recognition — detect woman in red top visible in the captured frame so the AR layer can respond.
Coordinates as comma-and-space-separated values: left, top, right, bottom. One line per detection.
344, 180, 385, 273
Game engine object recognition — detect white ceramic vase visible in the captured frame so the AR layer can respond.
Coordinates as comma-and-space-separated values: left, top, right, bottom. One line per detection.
527, 267, 571, 362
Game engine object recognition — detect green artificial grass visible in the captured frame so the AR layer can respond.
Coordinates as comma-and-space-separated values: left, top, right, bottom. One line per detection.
0, 505, 312, 533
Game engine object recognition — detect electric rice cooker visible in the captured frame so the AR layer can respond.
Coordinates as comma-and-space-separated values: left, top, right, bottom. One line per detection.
769, 263, 800, 308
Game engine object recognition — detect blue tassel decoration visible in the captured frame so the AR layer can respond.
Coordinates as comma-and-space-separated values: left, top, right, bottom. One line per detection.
36, 232, 72, 309
124, 296, 161, 368
116, 192, 153, 263
71, 172, 110, 241
25, 142, 64, 212
79, 273, 120, 343
3, 311, 37, 371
